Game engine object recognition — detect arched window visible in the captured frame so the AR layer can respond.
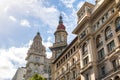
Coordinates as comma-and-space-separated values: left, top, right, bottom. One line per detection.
115, 17, 120, 32
82, 43, 88, 55
105, 26, 113, 40
114, 76, 120, 80
96, 35, 103, 48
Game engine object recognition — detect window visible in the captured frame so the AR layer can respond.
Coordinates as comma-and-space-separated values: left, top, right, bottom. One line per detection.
61, 36, 64, 42
83, 56, 89, 66
115, 17, 120, 32
72, 58, 75, 64
96, 35, 103, 48
57, 36, 60, 42
101, 66, 106, 76
105, 13, 109, 19
67, 63, 69, 69
56, 63, 58, 68
98, 48, 105, 61
102, 17, 105, 23
107, 40, 115, 52
57, 72, 59, 77
62, 68, 64, 73
93, 25, 97, 31
105, 26, 113, 40
35, 57, 40, 62
80, 30, 86, 39
65, 54, 67, 59
63, 57, 65, 62
118, 35, 120, 42
97, 21, 100, 27
73, 46, 75, 52
73, 71, 76, 79
112, 59, 117, 70
86, 73, 91, 80
82, 43, 88, 55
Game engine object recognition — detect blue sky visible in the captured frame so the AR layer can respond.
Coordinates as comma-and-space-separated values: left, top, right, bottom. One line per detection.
0, 0, 95, 79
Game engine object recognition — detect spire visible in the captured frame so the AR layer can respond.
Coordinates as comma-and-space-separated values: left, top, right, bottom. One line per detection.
59, 14, 63, 24
57, 14, 65, 30
29, 32, 42, 51
34, 32, 42, 41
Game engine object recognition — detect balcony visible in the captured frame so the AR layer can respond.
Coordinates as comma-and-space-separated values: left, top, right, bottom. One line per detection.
77, 11, 91, 24
99, 66, 120, 80
80, 62, 93, 74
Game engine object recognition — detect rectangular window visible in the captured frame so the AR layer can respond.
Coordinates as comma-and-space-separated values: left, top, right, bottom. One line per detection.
83, 56, 89, 66
102, 17, 105, 23
118, 35, 120, 42
86, 73, 91, 80
80, 30, 86, 39
68, 52, 70, 57
98, 48, 105, 61
107, 40, 115, 52
35, 57, 40, 62
56, 63, 58, 68
112, 59, 117, 70
73, 71, 76, 79
101, 66, 106, 76
65, 54, 67, 59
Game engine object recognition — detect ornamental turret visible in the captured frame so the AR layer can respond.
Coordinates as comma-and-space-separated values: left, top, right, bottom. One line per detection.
50, 15, 68, 60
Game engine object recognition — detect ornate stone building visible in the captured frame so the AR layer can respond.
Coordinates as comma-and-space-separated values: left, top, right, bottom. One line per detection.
12, 32, 51, 80
50, 0, 120, 80
13, 0, 120, 80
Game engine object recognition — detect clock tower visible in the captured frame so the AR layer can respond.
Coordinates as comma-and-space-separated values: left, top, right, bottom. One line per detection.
50, 15, 68, 60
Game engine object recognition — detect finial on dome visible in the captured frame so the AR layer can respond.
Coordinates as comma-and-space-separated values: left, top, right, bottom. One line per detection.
37, 32, 40, 35
57, 13, 65, 30
59, 13, 63, 24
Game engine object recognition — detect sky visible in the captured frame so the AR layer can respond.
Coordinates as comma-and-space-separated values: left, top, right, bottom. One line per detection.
0, 0, 95, 79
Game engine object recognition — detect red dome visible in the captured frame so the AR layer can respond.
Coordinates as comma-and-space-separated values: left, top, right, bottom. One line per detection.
57, 23, 65, 30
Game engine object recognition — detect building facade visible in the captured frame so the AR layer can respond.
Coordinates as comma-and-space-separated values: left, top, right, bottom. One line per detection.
12, 67, 26, 80
13, 0, 120, 80
12, 32, 51, 80
51, 0, 120, 80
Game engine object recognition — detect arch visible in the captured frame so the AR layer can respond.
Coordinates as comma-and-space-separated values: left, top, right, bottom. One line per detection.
115, 17, 120, 32
96, 34, 103, 48
105, 26, 113, 40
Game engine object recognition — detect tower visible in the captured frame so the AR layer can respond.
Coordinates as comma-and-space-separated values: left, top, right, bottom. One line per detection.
25, 32, 46, 80
50, 15, 68, 60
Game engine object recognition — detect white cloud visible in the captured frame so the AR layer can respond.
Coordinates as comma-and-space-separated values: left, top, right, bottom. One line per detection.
9, 16, 17, 22
0, 40, 32, 79
0, 0, 60, 35
46, 52, 52, 58
20, 19, 31, 27
60, 0, 76, 8
77, 1, 84, 10
43, 41, 52, 50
